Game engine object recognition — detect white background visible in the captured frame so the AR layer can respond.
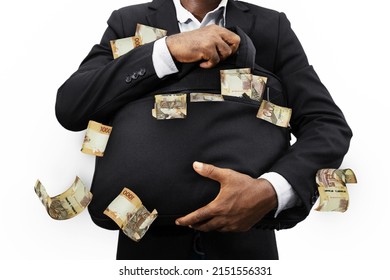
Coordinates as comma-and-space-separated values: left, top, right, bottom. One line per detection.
1, 0, 389, 278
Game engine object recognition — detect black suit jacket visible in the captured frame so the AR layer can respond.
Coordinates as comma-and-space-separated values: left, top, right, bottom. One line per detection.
56, 0, 352, 230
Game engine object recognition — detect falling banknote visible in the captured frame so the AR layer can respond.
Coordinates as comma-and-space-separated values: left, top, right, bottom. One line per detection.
315, 168, 357, 212
110, 24, 167, 59
256, 100, 292, 128
81, 120, 112, 157
34, 176, 92, 220
104, 188, 158, 242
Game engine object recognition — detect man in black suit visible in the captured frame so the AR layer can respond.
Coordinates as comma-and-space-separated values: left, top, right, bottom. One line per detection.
56, 0, 352, 259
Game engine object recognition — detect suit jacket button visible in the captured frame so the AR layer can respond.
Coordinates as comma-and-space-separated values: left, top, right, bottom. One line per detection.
138, 68, 146, 76
131, 72, 139, 80
125, 76, 132, 83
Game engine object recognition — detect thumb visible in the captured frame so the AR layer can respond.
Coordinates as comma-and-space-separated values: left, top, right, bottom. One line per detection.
193, 161, 227, 183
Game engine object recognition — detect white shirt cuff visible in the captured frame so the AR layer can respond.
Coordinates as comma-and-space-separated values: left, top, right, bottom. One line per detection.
152, 37, 179, 78
260, 172, 300, 217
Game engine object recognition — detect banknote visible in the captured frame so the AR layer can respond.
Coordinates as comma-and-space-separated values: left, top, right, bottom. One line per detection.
256, 100, 292, 128
110, 36, 142, 59
315, 168, 357, 212
251, 75, 268, 102
104, 188, 158, 241
34, 176, 92, 220
123, 208, 158, 242
220, 68, 252, 98
220, 68, 251, 74
110, 24, 167, 59
190, 92, 224, 102
154, 93, 187, 120
81, 120, 112, 157
135, 23, 167, 44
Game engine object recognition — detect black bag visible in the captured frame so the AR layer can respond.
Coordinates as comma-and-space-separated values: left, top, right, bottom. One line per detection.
88, 27, 307, 230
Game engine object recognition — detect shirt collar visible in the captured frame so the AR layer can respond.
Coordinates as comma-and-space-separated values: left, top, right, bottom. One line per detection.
173, 0, 228, 26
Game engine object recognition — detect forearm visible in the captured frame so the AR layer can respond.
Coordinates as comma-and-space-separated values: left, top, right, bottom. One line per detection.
56, 42, 162, 131
55, 9, 173, 131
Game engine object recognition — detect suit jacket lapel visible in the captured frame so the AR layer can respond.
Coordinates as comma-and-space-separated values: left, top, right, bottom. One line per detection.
146, 0, 180, 35
226, 0, 254, 36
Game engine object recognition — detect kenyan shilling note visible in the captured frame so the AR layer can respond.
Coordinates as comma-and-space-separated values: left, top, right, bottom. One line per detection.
104, 188, 158, 241
251, 75, 268, 102
81, 120, 112, 157
135, 23, 167, 44
315, 168, 357, 212
122, 207, 158, 241
220, 68, 252, 98
110, 35, 142, 59
34, 176, 92, 220
190, 92, 224, 102
154, 93, 187, 120
256, 100, 292, 128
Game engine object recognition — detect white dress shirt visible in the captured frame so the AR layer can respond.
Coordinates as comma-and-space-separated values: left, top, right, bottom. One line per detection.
152, 0, 300, 216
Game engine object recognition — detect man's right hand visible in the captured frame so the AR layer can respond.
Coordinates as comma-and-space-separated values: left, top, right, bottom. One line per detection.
166, 25, 241, 69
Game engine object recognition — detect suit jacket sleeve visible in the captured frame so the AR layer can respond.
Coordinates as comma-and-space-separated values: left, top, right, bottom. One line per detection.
266, 13, 353, 219
55, 10, 164, 131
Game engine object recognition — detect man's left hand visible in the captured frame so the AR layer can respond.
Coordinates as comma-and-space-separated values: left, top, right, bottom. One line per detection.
175, 161, 278, 232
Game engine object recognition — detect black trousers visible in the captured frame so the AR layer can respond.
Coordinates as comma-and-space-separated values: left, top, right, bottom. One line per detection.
116, 226, 278, 260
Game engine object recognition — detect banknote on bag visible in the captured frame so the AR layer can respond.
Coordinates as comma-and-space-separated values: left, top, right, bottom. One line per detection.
256, 100, 292, 128
104, 188, 158, 241
315, 168, 357, 212
220, 69, 268, 102
220, 68, 252, 98
251, 75, 268, 102
34, 176, 92, 220
153, 93, 187, 120
190, 92, 224, 102
81, 120, 112, 157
